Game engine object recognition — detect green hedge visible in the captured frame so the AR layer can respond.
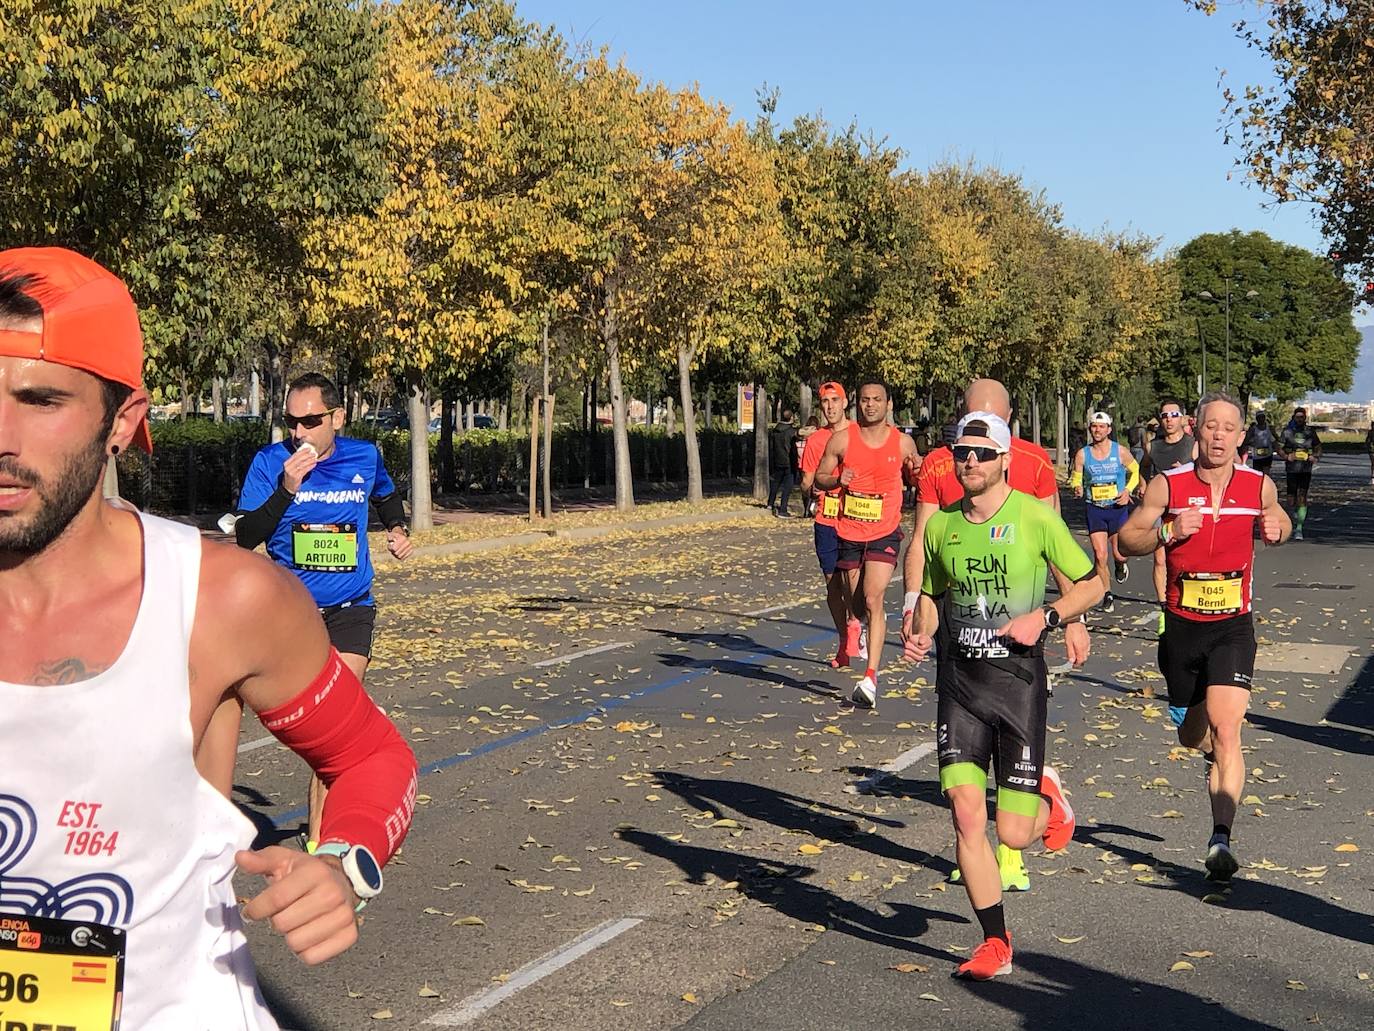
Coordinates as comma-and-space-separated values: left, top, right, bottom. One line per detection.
117, 420, 757, 513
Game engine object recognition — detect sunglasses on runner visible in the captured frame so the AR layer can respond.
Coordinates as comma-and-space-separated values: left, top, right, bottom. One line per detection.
285, 408, 339, 430
952, 444, 1003, 464
1160, 410, 1183, 419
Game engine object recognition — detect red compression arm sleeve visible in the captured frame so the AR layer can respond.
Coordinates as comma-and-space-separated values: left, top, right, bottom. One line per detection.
257, 649, 418, 864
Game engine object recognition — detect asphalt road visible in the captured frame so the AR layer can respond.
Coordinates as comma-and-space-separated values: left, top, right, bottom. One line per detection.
236, 456, 1373, 1030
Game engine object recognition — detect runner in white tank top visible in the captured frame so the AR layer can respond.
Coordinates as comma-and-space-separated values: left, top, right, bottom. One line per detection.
0, 248, 418, 1030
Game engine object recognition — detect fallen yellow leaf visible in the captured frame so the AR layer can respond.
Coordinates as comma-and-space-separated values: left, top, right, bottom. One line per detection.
888, 962, 929, 973
1170, 961, 1194, 973
371, 1011, 393, 1021
1056, 936, 1085, 944
681, 992, 699, 1004
1334, 843, 1359, 852
451, 916, 485, 927
798, 843, 824, 856
418, 984, 440, 998
1182, 950, 1214, 959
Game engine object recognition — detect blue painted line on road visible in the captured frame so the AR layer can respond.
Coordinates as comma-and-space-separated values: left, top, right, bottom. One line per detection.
271, 624, 836, 828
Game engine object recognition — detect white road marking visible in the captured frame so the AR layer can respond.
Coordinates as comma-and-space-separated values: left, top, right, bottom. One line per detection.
745, 599, 810, 617
846, 740, 937, 795
426, 916, 644, 1026
531, 641, 632, 668
237, 735, 279, 754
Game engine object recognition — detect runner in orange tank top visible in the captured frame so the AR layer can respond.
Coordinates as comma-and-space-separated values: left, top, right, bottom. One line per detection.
798, 382, 859, 666
815, 380, 920, 707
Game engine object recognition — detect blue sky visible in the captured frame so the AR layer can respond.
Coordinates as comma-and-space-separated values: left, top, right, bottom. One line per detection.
515, 0, 1321, 256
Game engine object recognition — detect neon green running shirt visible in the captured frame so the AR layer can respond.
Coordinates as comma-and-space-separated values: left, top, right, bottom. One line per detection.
922, 489, 1093, 659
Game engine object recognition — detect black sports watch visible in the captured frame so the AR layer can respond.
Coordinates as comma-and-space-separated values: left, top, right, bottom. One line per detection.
1042, 606, 1062, 629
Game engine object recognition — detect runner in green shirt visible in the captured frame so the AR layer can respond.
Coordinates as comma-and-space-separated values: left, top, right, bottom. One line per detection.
905, 412, 1103, 980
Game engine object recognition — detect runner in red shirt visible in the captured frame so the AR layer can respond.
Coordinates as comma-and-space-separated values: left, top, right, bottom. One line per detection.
1120, 391, 1288, 882
814, 380, 920, 707
798, 382, 859, 666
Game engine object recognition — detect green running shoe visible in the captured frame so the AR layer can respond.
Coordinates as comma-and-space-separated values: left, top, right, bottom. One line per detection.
948, 845, 1030, 892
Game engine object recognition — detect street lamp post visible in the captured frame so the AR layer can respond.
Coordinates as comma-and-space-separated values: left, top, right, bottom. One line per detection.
1198, 280, 1260, 394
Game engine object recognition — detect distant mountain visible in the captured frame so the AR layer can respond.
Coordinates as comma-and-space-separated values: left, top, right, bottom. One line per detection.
1307, 324, 1374, 404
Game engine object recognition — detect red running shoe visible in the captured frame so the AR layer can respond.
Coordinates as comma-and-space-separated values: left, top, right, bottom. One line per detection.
955, 934, 1012, 980
1040, 765, 1075, 852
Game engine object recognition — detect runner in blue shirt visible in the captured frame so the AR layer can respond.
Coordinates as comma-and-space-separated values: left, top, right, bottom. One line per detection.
234, 372, 413, 846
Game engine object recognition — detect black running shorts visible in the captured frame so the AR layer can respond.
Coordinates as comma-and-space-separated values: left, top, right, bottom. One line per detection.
935, 652, 1047, 809
322, 602, 377, 658
1285, 467, 1313, 495
1158, 611, 1255, 712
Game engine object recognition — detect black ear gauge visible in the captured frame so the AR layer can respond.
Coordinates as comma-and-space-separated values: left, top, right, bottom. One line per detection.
109, 444, 121, 455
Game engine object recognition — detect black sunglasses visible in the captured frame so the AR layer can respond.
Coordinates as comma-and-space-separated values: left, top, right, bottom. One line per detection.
285, 408, 338, 430
952, 444, 1003, 463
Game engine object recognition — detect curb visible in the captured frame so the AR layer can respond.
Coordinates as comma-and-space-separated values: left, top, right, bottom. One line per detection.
374, 507, 767, 563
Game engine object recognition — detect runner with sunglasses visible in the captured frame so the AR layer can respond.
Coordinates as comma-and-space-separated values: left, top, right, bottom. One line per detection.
906, 412, 1102, 980
235, 372, 414, 848
1070, 412, 1139, 614
1142, 399, 1196, 638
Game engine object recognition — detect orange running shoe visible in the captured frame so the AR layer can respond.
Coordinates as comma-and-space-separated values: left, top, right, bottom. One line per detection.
955, 934, 1012, 980
1040, 765, 1075, 852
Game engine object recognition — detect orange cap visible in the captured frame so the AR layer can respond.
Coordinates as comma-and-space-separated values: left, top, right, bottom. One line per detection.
818, 381, 846, 402
0, 247, 151, 452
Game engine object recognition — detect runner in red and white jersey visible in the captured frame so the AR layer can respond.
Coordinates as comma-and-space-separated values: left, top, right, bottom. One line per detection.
798, 382, 857, 666
1121, 392, 1288, 884
815, 379, 919, 707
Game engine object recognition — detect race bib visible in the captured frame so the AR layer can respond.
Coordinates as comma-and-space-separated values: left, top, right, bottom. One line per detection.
842, 490, 883, 522
1251, 447, 1271, 458
1179, 571, 1244, 615
292, 522, 359, 572
0, 913, 125, 1031
1089, 483, 1117, 503
1291, 450, 1310, 462
820, 494, 840, 519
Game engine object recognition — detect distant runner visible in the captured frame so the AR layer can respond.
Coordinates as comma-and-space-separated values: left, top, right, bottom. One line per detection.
1071, 412, 1139, 613
906, 412, 1102, 980
235, 373, 414, 849
814, 379, 920, 707
1120, 392, 1287, 884
1277, 407, 1321, 540
1242, 410, 1276, 476
1141, 398, 1195, 638
798, 382, 862, 666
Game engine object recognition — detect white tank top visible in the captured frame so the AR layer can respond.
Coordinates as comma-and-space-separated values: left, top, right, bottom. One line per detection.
0, 511, 279, 1029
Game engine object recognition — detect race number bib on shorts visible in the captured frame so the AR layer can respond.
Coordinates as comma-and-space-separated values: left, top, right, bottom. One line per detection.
0, 914, 125, 1031
841, 490, 883, 522
292, 522, 359, 572
1089, 483, 1117, 503
820, 495, 840, 519
1291, 450, 1310, 462
1252, 447, 1271, 458
1179, 571, 1244, 615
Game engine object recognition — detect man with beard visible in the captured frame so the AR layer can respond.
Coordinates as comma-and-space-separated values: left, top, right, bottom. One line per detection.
906, 412, 1101, 979
1141, 398, 1196, 639
1121, 393, 1287, 882
1278, 406, 1322, 540
814, 379, 920, 707
0, 248, 417, 1029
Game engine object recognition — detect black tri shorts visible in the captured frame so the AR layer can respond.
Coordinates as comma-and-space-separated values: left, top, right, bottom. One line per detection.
1158, 611, 1256, 713
322, 601, 377, 658
1285, 466, 1313, 495
935, 650, 1047, 810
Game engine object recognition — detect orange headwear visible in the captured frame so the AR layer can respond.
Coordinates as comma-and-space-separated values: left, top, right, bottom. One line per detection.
818, 381, 847, 402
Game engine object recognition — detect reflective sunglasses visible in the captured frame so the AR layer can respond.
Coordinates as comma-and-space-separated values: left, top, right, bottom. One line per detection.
952, 444, 1003, 463
285, 408, 339, 430
1160, 410, 1183, 419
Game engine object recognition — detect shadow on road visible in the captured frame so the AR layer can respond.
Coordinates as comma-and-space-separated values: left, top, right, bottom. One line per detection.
235, 784, 301, 850
512, 594, 822, 635
966, 950, 1286, 1031
655, 652, 840, 699
620, 827, 965, 962
1249, 711, 1374, 757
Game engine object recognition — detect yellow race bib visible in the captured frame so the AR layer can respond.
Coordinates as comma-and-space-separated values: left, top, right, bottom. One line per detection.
820, 494, 840, 519
1089, 483, 1118, 503
1291, 449, 1310, 462
292, 522, 359, 572
1179, 572, 1244, 615
0, 914, 125, 1031
841, 490, 883, 522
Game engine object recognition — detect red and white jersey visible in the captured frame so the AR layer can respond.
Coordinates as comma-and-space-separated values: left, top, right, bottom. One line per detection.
1162, 463, 1263, 622
0, 511, 279, 1029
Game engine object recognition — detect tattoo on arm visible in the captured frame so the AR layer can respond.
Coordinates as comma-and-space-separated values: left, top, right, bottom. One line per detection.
33, 658, 107, 685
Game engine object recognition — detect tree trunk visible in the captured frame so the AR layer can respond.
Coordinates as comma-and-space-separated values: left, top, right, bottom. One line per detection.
586, 376, 598, 489
438, 394, 456, 492
799, 382, 812, 425
603, 292, 635, 511
499, 402, 508, 431
1032, 390, 1041, 447
407, 369, 433, 531
1056, 383, 1068, 469
265, 349, 285, 444
211, 378, 225, 422
249, 368, 261, 417
665, 394, 676, 437
752, 382, 768, 502
678, 338, 703, 504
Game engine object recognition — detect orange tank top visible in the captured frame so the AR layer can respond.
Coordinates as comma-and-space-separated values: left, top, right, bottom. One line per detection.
836, 425, 904, 542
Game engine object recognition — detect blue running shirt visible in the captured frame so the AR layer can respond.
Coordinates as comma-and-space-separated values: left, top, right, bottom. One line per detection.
238, 436, 397, 607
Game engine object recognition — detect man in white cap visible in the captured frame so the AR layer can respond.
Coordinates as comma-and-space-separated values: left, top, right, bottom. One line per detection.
906, 412, 1102, 979
1071, 411, 1139, 613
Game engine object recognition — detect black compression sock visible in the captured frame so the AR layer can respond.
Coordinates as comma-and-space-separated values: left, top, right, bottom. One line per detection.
974, 902, 1008, 944
1211, 823, 1231, 842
